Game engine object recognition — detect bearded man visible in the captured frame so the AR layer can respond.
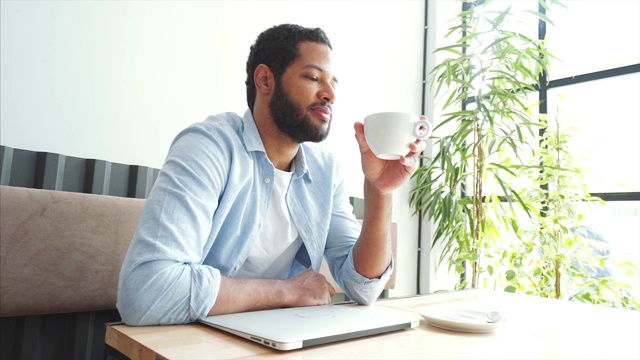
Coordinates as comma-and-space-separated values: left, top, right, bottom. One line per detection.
117, 24, 426, 326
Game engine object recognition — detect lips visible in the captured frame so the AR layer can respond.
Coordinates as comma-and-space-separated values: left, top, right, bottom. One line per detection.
310, 105, 332, 122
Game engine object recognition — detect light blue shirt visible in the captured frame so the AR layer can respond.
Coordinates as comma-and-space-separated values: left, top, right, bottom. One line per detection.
117, 110, 393, 326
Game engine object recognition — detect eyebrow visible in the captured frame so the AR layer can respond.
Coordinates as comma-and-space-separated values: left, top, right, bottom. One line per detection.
304, 64, 339, 85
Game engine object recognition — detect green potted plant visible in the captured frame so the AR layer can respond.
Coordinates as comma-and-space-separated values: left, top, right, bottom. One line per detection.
410, 0, 560, 289
412, 0, 639, 310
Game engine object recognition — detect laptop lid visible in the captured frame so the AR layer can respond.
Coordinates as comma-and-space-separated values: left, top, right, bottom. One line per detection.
198, 304, 419, 351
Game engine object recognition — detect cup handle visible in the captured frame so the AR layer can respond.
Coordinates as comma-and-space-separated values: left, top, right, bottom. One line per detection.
413, 120, 432, 140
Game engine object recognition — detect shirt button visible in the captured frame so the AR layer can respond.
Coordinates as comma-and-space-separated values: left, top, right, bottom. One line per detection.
233, 264, 239, 271
264, 177, 271, 184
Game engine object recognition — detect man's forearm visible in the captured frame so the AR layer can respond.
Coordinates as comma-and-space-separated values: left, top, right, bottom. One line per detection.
207, 270, 336, 316
208, 276, 289, 315
352, 179, 394, 279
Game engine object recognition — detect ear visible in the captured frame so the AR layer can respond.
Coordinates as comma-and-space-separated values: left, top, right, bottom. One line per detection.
254, 64, 275, 95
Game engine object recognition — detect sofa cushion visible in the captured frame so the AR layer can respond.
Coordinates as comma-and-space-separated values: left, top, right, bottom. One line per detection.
0, 185, 145, 317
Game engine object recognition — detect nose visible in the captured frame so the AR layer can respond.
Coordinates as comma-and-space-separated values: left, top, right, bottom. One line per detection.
319, 82, 336, 104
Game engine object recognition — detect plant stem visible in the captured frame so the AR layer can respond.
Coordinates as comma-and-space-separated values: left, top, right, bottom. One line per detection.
555, 256, 561, 299
554, 114, 562, 299
472, 108, 484, 288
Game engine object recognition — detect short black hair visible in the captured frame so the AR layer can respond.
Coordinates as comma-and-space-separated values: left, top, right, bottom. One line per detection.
245, 24, 332, 112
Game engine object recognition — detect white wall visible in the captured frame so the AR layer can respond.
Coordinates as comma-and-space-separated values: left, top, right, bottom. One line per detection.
0, 0, 425, 297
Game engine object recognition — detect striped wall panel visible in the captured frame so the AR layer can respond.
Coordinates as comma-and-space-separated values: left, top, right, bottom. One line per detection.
0, 145, 160, 198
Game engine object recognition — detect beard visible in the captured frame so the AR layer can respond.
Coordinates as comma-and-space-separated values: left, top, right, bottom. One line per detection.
268, 81, 331, 143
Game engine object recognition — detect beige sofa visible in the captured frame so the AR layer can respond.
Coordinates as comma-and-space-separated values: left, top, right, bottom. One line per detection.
0, 185, 396, 319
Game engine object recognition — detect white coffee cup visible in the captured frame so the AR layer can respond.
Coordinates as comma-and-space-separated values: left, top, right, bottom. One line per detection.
363, 112, 432, 160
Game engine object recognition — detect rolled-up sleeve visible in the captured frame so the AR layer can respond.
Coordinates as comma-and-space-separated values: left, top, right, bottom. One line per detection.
341, 251, 394, 305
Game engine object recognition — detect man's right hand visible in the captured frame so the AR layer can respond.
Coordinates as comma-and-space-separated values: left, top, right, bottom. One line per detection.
208, 270, 336, 316
284, 269, 336, 306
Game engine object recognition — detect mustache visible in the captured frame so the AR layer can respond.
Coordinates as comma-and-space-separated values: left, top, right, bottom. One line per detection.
307, 101, 332, 111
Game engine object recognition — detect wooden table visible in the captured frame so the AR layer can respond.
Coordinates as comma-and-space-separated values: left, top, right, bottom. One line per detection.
105, 289, 640, 359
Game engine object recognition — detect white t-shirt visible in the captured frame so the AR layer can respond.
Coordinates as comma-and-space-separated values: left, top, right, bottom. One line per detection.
235, 166, 302, 279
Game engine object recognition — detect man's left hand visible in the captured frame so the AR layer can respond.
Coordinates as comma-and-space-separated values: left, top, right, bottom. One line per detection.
353, 116, 428, 195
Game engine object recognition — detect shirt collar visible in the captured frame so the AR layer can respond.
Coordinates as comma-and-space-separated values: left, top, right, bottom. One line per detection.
241, 108, 265, 152
241, 109, 311, 181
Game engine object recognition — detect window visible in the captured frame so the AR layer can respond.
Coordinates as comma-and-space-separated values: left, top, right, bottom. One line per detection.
544, 1, 640, 294
423, 0, 640, 298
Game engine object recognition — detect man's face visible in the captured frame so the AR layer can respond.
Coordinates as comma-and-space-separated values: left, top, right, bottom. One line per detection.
269, 42, 338, 143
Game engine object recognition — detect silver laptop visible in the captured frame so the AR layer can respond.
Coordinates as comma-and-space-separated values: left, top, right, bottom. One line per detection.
198, 303, 419, 351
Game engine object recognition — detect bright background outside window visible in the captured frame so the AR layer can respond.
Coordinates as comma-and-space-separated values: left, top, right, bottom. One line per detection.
547, 0, 640, 80
547, 74, 640, 194
546, 0, 640, 296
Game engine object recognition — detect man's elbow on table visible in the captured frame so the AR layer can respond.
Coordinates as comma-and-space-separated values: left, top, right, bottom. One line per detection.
116, 297, 147, 326
342, 276, 388, 306
117, 275, 152, 326
116, 274, 165, 326
339, 259, 393, 305
117, 286, 197, 326
116, 271, 196, 326
344, 287, 383, 306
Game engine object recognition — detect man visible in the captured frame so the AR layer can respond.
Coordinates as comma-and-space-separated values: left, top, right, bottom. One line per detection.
117, 24, 426, 326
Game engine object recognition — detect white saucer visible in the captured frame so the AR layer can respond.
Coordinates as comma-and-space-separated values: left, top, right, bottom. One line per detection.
418, 308, 504, 333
